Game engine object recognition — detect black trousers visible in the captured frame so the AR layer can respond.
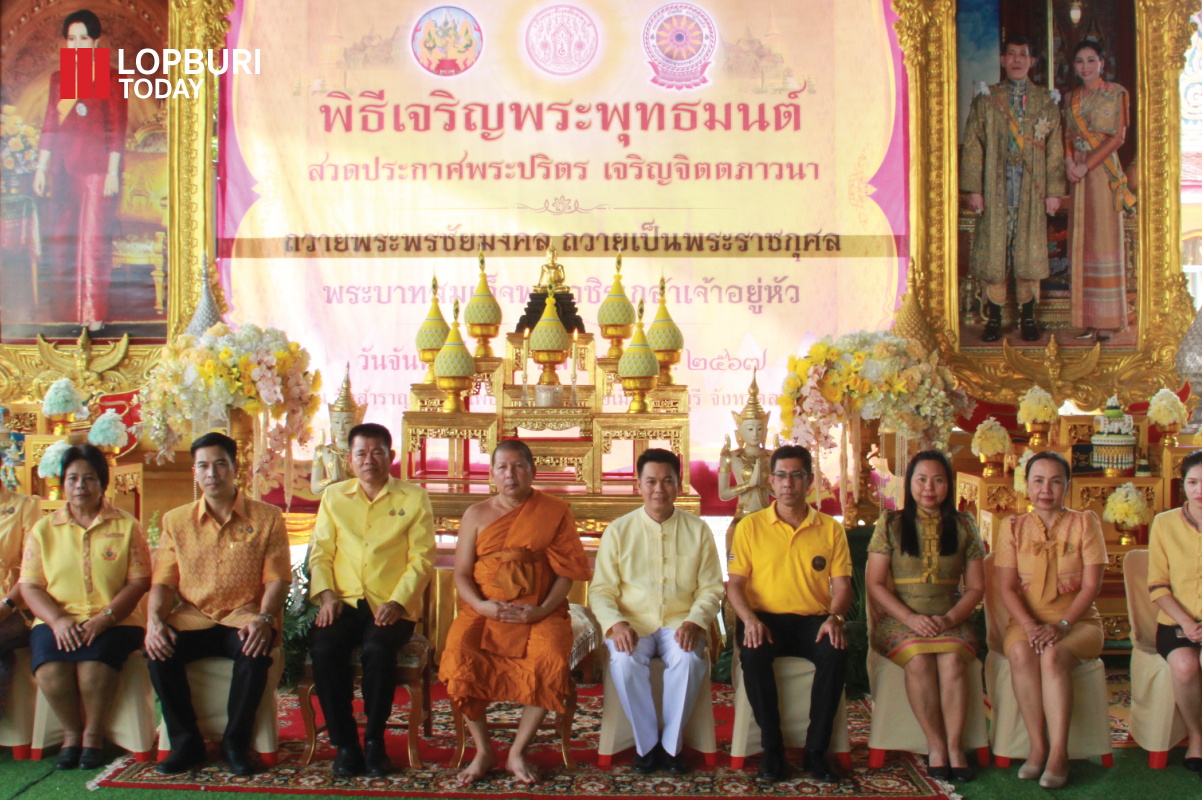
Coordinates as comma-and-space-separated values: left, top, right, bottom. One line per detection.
310, 600, 415, 747
737, 612, 848, 755
147, 624, 276, 753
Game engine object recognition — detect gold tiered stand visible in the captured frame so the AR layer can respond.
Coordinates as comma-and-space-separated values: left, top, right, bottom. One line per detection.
400, 250, 699, 528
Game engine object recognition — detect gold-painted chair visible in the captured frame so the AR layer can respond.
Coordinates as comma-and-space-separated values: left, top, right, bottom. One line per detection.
295, 582, 435, 769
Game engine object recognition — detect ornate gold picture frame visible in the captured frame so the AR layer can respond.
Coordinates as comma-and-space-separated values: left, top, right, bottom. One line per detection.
0, 0, 231, 403
896, 0, 1197, 409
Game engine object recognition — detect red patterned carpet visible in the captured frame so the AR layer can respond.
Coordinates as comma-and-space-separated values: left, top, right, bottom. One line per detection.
93, 682, 958, 798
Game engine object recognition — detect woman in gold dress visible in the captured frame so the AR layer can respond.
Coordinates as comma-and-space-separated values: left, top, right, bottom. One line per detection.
995, 451, 1107, 788
866, 451, 985, 783
1064, 39, 1136, 343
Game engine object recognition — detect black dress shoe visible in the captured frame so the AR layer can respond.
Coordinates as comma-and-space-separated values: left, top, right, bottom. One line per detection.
79, 747, 106, 770
632, 745, 660, 774
1185, 757, 1202, 772
757, 749, 786, 782
156, 742, 207, 775
1019, 300, 1040, 342
333, 745, 366, 777
981, 301, 1002, 343
924, 757, 951, 781
950, 766, 974, 783
803, 749, 838, 783
220, 742, 257, 776
662, 750, 690, 775
55, 746, 82, 770
364, 740, 393, 777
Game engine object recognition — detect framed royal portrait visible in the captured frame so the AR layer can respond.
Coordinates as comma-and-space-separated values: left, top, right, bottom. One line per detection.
0, 0, 223, 401
898, 0, 1196, 408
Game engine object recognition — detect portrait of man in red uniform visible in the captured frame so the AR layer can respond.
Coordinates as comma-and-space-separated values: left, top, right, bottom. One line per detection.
33, 9, 128, 333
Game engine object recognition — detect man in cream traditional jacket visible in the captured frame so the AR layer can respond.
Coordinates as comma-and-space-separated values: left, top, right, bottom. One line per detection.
589, 448, 724, 774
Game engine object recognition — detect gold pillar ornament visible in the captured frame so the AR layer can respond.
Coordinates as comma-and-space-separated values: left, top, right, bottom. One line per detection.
415, 277, 450, 384
47, 414, 75, 436
530, 294, 571, 386
617, 300, 660, 413
434, 300, 476, 413
648, 276, 684, 386
598, 252, 636, 359
465, 250, 502, 358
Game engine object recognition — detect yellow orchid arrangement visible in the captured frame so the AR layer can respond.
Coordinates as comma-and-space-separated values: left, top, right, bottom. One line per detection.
1102, 482, 1151, 529
971, 417, 1012, 458
137, 323, 321, 467
0, 106, 39, 176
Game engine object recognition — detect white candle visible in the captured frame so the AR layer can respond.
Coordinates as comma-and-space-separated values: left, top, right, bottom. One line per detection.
521, 328, 530, 399
571, 330, 578, 387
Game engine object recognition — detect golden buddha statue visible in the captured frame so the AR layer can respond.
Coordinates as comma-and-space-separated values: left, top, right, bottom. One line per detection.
718, 369, 774, 552
534, 247, 567, 293
310, 365, 367, 494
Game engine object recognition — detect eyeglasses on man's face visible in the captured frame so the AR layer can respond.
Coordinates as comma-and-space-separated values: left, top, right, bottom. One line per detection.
771, 470, 809, 482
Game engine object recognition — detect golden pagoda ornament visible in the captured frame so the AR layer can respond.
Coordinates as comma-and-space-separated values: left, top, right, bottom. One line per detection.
465, 251, 502, 357
434, 300, 476, 413
415, 277, 450, 383
597, 252, 636, 359
618, 300, 659, 413
530, 294, 572, 385
647, 276, 684, 385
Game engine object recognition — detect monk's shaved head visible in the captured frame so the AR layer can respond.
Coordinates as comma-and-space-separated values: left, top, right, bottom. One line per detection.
491, 440, 534, 470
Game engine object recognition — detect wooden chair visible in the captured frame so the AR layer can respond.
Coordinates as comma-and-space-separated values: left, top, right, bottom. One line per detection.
296, 582, 435, 769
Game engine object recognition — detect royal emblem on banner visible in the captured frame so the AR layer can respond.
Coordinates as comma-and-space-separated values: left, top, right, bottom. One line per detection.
526, 5, 599, 77
411, 6, 483, 77
642, 3, 717, 90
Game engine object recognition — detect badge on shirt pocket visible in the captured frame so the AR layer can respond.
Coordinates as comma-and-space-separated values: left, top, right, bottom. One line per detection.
101, 547, 118, 561
812, 555, 827, 572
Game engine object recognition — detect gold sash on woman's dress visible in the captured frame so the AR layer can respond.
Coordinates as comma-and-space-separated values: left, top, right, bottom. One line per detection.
1029, 539, 1066, 605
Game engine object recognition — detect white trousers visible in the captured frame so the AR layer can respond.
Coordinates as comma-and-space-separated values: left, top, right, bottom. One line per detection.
605, 627, 709, 756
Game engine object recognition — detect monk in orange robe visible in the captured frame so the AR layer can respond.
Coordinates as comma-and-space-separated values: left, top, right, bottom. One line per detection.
439, 440, 591, 785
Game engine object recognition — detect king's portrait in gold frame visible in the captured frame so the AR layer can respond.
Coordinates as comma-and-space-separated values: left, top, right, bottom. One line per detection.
896, 0, 1196, 409
0, 0, 225, 403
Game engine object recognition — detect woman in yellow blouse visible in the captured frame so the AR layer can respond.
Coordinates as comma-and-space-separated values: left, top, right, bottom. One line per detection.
995, 451, 1107, 789
1147, 449, 1202, 773
19, 445, 150, 771
867, 451, 986, 783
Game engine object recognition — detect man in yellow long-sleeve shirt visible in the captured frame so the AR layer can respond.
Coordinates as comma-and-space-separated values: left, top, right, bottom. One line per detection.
308, 423, 434, 778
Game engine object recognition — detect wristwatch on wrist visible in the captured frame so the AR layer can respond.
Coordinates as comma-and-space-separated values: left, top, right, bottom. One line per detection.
255, 613, 273, 625
2, 597, 14, 610
101, 608, 114, 618
830, 613, 845, 624
1057, 619, 1071, 630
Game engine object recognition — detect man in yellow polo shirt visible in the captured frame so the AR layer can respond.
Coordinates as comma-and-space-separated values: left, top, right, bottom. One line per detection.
309, 422, 435, 778
727, 444, 853, 784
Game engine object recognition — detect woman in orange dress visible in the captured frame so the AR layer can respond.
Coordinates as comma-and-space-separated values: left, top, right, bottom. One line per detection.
995, 451, 1107, 789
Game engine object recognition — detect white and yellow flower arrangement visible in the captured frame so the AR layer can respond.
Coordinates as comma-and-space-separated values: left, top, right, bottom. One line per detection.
1148, 389, 1187, 426
87, 409, 130, 465
37, 439, 71, 500
1017, 385, 1058, 445
972, 417, 1012, 476
42, 378, 89, 433
1013, 449, 1035, 495
1103, 482, 1150, 544
137, 323, 322, 501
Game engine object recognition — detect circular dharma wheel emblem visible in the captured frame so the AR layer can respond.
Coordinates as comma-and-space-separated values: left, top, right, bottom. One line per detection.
642, 3, 717, 90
